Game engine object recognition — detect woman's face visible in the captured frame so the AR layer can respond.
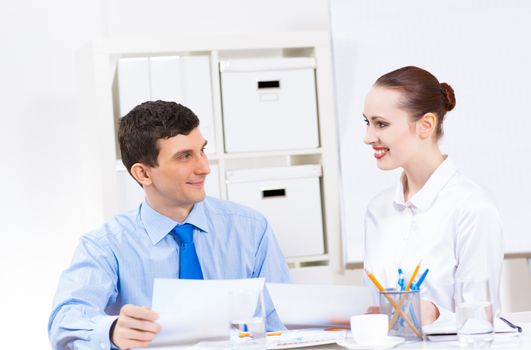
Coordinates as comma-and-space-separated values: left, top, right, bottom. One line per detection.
363, 86, 421, 170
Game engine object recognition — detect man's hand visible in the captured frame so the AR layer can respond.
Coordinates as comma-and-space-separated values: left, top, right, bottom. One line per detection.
111, 304, 161, 349
420, 299, 440, 325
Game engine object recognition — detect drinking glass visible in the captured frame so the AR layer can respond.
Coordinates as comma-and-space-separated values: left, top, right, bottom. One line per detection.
455, 279, 494, 348
229, 289, 266, 350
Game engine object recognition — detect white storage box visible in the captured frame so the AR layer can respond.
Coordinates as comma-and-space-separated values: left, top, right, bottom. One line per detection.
226, 165, 324, 258
220, 58, 319, 153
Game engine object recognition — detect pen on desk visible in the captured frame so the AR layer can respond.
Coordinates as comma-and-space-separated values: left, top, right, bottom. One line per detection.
412, 268, 429, 291
499, 316, 523, 333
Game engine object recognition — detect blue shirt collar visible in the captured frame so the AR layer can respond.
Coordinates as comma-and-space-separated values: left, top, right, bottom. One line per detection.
140, 199, 210, 245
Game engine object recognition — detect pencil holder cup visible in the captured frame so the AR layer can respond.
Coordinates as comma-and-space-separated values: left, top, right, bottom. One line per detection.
378, 289, 423, 342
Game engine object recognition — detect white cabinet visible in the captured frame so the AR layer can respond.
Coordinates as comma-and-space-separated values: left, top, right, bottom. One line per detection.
220, 58, 319, 153
80, 32, 342, 271
226, 165, 324, 258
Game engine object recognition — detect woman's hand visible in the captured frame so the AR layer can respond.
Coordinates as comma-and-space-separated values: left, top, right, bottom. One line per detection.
366, 306, 381, 314
420, 300, 440, 325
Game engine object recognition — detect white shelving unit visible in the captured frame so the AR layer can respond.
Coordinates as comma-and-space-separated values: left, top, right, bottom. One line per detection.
78, 31, 344, 276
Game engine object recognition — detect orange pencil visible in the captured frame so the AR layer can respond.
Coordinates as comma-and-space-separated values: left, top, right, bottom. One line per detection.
266, 332, 282, 337
405, 261, 422, 291
365, 269, 385, 291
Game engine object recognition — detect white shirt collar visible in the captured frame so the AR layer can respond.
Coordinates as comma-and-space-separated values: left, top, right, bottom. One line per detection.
393, 156, 458, 212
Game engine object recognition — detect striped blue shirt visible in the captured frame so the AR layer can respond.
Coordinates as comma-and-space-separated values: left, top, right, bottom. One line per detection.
48, 196, 290, 350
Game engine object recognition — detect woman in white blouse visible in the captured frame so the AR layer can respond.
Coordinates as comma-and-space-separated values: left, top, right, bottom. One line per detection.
362, 66, 503, 325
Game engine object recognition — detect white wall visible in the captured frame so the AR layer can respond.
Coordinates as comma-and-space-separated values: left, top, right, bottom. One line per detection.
1, 1, 528, 348
104, 0, 329, 36
0, 0, 106, 348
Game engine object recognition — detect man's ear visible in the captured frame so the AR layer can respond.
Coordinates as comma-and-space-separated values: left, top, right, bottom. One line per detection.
417, 112, 438, 140
130, 163, 152, 187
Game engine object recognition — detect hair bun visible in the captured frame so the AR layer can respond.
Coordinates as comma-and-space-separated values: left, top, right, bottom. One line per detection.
440, 82, 456, 112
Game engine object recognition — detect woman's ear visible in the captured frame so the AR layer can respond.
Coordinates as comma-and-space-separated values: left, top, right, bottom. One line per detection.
417, 112, 438, 139
130, 163, 152, 187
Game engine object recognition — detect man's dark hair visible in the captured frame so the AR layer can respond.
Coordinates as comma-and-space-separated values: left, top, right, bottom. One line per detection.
118, 100, 200, 175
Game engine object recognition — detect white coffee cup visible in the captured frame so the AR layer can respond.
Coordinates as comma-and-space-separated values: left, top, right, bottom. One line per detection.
350, 314, 388, 345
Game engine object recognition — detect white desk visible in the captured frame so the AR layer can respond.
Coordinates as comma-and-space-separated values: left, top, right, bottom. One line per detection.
151, 312, 531, 350
315, 312, 531, 350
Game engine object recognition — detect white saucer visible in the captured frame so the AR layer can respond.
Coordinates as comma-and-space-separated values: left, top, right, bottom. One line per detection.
336, 336, 405, 350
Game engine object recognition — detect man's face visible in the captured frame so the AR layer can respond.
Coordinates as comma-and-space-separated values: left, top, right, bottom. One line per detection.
145, 127, 210, 211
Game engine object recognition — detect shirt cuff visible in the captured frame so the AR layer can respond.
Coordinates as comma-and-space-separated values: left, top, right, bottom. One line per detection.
92, 315, 120, 350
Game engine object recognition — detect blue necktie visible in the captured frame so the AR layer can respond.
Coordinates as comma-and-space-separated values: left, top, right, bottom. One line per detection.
172, 223, 204, 279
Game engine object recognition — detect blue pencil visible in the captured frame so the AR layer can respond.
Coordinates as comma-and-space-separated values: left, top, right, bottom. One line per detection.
412, 268, 429, 291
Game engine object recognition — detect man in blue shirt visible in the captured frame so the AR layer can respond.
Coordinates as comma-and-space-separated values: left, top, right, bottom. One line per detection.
48, 101, 290, 350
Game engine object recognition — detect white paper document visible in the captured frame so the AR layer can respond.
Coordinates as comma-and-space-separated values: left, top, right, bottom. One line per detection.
149, 278, 265, 347
266, 283, 373, 326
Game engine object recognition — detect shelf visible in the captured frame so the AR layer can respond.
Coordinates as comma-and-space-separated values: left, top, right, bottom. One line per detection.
287, 254, 329, 263
91, 32, 331, 56
223, 148, 322, 160
86, 31, 343, 276
286, 254, 329, 269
